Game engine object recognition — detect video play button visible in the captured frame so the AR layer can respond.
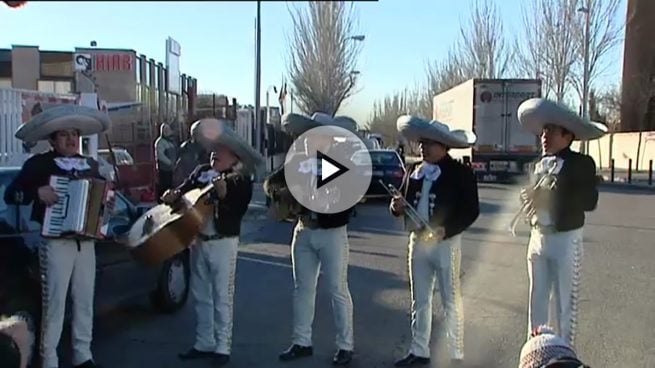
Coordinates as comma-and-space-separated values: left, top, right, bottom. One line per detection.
317, 151, 349, 189
283, 126, 372, 214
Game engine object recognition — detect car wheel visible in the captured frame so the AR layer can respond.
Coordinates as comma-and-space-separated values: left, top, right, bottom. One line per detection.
151, 250, 190, 313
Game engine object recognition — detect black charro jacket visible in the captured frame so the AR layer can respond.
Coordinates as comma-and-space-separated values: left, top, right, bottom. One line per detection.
176, 164, 253, 237
392, 155, 480, 240
530, 147, 599, 231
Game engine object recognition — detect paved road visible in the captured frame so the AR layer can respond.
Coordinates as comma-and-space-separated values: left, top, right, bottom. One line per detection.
80, 184, 654, 368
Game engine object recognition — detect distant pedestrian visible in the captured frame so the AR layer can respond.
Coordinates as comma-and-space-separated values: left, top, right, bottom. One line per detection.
154, 123, 177, 200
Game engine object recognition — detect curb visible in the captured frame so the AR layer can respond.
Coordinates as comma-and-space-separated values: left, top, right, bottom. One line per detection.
597, 174, 655, 191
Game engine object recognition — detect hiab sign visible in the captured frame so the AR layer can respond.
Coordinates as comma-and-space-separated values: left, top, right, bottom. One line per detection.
74, 52, 134, 73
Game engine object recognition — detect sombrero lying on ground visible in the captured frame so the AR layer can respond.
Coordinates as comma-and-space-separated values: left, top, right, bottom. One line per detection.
282, 112, 358, 137
517, 98, 608, 141
397, 115, 477, 149
15, 104, 111, 142
199, 118, 265, 175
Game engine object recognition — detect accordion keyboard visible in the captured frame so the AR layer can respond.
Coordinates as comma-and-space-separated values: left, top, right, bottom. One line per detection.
43, 176, 89, 237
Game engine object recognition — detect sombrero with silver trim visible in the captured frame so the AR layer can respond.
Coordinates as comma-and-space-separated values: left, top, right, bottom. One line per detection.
200, 118, 265, 175
517, 98, 608, 141
282, 112, 357, 137
15, 104, 111, 142
397, 115, 476, 149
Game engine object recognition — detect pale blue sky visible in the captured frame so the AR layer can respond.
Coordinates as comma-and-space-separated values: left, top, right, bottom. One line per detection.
0, 0, 626, 125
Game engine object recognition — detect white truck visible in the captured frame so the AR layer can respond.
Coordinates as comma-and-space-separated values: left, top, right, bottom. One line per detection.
433, 78, 542, 182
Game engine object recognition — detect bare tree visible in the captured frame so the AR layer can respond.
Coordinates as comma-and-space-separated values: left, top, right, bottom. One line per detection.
286, 1, 362, 116
516, 0, 580, 102
596, 84, 622, 130
569, 0, 623, 104
458, 0, 513, 79
366, 88, 419, 146
415, 47, 472, 119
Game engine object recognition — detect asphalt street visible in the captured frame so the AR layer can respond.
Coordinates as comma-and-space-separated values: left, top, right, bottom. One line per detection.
72, 183, 654, 368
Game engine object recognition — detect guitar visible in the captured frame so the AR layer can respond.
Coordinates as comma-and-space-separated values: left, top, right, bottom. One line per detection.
124, 172, 236, 266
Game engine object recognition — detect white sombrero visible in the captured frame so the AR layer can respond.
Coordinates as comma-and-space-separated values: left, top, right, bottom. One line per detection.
199, 118, 265, 175
397, 115, 476, 149
282, 112, 357, 137
518, 98, 608, 141
15, 104, 111, 142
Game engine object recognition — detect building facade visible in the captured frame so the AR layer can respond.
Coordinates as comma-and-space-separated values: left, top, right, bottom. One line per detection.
621, 0, 655, 132
0, 45, 198, 162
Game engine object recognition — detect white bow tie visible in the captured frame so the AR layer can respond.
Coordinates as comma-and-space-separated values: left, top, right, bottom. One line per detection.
410, 162, 441, 181
54, 157, 91, 172
535, 156, 563, 175
198, 169, 220, 183
298, 158, 320, 175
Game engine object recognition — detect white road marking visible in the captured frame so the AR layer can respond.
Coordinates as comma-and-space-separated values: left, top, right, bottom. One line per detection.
237, 256, 292, 269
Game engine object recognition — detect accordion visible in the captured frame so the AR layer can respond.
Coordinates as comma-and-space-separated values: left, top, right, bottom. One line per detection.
42, 175, 114, 239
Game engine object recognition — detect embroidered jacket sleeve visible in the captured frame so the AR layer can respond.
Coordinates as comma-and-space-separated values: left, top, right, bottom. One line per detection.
443, 164, 480, 238
175, 165, 204, 194
4, 155, 42, 206
572, 155, 599, 211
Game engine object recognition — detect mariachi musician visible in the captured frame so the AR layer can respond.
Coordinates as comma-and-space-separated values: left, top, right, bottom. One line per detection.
4, 104, 112, 368
515, 98, 606, 346
163, 119, 263, 367
264, 113, 356, 366
390, 115, 480, 367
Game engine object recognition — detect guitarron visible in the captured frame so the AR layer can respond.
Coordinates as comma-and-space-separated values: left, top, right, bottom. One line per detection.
124, 179, 222, 266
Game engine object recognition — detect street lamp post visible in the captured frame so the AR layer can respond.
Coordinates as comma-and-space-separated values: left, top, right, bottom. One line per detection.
579, 2, 591, 154
265, 85, 277, 171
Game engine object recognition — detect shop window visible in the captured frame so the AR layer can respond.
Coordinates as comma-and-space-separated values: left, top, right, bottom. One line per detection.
38, 80, 73, 94
40, 52, 73, 77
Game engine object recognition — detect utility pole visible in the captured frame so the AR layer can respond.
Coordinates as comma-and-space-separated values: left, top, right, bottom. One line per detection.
579, 1, 591, 154
254, 0, 262, 155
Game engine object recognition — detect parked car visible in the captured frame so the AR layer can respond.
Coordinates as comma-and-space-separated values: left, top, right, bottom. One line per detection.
352, 149, 406, 200
0, 166, 190, 337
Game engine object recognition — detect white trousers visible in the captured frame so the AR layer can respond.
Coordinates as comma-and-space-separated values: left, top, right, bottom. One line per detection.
290, 224, 354, 351
190, 236, 239, 355
408, 233, 464, 360
527, 227, 583, 346
38, 238, 95, 368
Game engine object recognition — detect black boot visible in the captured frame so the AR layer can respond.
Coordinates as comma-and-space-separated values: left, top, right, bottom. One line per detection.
279, 344, 313, 361
178, 347, 215, 360
73, 360, 100, 368
394, 353, 430, 367
212, 353, 230, 367
332, 349, 353, 366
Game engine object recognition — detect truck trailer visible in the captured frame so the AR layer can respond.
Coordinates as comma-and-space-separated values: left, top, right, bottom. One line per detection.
433, 78, 542, 182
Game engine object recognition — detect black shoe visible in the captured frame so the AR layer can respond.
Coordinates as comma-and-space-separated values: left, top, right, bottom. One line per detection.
394, 353, 430, 367
332, 349, 353, 366
212, 353, 230, 367
279, 344, 313, 361
178, 348, 215, 360
73, 360, 100, 368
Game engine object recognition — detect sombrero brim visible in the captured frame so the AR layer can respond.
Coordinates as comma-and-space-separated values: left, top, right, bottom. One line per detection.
518, 98, 608, 141
212, 127, 266, 176
282, 113, 357, 137
15, 105, 111, 142
397, 115, 476, 149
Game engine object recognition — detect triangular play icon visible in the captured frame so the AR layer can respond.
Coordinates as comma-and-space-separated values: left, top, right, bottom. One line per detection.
316, 151, 349, 189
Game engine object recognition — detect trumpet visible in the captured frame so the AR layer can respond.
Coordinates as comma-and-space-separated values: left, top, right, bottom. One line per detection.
379, 179, 440, 242
508, 167, 558, 237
